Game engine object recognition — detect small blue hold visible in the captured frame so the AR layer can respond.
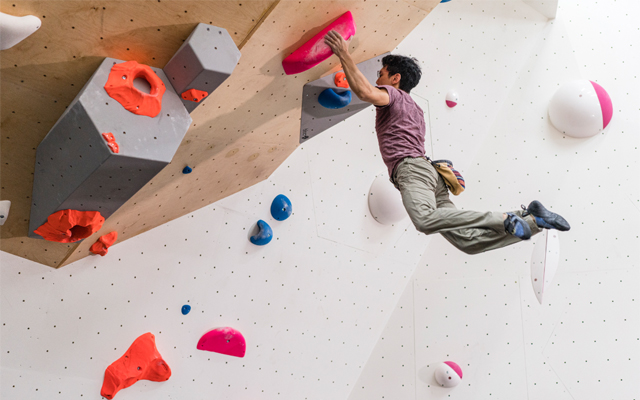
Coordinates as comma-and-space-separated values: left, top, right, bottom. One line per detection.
183, 166, 193, 174
440, 0, 452, 2
318, 88, 352, 109
271, 194, 292, 221
181, 305, 191, 315
250, 219, 273, 246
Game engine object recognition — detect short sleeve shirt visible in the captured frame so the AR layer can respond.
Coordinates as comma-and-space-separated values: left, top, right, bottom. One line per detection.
374, 85, 426, 177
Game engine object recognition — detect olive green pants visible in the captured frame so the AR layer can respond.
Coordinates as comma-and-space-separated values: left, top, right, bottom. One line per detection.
392, 157, 540, 254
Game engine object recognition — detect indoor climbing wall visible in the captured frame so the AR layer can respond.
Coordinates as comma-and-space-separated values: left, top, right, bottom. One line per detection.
0, 0, 439, 268
0, 97, 429, 398
348, 0, 639, 399
1, 0, 638, 399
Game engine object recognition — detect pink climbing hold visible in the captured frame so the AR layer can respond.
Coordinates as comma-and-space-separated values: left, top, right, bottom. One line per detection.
590, 80, 613, 129
197, 327, 246, 358
444, 361, 463, 378
445, 90, 459, 108
282, 11, 356, 75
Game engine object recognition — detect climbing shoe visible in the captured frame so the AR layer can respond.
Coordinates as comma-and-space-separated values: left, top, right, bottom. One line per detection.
522, 201, 571, 231
504, 212, 532, 240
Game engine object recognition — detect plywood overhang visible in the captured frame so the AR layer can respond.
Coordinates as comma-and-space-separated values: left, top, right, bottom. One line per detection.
0, 0, 439, 268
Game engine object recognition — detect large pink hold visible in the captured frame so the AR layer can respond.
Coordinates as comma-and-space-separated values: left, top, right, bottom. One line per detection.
282, 11, 356, 75
197, 327, 246, 358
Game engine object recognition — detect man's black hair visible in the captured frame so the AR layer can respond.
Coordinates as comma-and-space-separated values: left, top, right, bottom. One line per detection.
382, 54, 422, 93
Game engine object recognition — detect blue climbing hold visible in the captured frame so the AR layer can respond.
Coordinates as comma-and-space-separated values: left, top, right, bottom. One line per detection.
183, 166, 193, 174
181, 305, 191, 315
250, 220, 273, 246
440, 0, 452, 2
318, 88, 352, 109
270, 194, 292, 221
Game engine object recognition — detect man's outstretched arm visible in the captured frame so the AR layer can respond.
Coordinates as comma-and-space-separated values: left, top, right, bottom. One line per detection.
324, 30, 389, 106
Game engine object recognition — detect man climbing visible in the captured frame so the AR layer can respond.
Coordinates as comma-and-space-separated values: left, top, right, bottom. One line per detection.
324, 30, 570, 254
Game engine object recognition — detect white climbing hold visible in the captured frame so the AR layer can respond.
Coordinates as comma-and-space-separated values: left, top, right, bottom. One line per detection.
445, 90, 458, 108
0, 12, 41, 50
368, 173, 407, 225
0, 200, 11, 226
530, 229, 560, 304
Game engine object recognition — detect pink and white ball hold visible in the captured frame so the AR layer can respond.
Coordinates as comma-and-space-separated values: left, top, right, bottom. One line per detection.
434, 361, 463, 387
548, 80, 613, 138
445, 90, 458, 108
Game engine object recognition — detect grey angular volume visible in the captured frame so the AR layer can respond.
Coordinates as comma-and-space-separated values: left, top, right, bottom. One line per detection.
28, 57, 192, 239
300, 53, 389, 144
163, 23, 241, 113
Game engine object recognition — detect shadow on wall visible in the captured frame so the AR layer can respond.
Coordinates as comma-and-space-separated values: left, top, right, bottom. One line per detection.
98, 23, 196, 68
417, 364, 440, 387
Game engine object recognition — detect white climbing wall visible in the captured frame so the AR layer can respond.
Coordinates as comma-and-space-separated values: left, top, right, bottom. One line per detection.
1, 1, 639, 400
348, 0, 640, 400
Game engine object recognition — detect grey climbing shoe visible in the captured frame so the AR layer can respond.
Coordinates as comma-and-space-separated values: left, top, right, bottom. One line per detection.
522, 201, 571, 231
504, 212, 532, 240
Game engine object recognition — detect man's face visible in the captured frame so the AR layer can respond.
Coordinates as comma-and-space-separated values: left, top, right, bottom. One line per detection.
376, 66, 398, 86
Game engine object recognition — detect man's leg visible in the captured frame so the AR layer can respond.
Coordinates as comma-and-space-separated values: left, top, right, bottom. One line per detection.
438, 204, 541, 254
394, 157, 541, 255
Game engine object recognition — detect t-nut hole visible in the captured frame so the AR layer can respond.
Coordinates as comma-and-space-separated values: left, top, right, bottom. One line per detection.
133, 76, 152, 94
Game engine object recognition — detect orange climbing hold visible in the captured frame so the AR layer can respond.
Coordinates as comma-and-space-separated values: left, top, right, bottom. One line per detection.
104, 61, 166, 118
102, 132, 120, 153
34, 209, 104, 243
100, 332, 171, 399
334, 72, 349, 88
181, 88, 208, 103
90, 231, 118, 256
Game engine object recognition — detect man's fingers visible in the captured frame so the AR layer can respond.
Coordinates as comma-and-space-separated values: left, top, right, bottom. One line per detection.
325, 30, 348, 55
327, 30, 341, 41
324, 32, 336, 45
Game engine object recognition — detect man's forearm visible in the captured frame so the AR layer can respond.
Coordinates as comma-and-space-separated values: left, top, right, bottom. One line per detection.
337, 53, 376, 101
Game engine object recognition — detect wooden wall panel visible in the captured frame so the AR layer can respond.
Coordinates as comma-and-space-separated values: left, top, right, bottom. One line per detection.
0, 0, 277, 267
0, 0, 439, 268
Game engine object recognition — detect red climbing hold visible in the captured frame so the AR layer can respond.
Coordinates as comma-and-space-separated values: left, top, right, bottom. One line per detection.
181, 88, 208, 103
282, 11, 356, 75
102, 132, 120, 153
197, 327, 246, 358
104, 61, 166, 118
334, 71, 349, 88
34, 209, 104, 243
90, 231, 118, 256
100, 332, 171, 399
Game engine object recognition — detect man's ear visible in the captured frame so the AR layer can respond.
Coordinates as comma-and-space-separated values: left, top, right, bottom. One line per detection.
392, 73, 402, 85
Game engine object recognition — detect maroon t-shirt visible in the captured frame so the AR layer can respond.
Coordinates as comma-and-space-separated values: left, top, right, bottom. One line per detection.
375, 85, 426, 178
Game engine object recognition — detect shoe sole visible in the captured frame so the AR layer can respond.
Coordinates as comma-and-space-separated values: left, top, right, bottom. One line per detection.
528, 201, 571, 231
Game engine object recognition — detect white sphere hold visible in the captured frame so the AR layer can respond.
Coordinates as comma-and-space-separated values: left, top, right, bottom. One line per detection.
548, 80, 613, 138
434, 361, 463, 388
446, 90, 458, 108
368, 174, 407, 225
